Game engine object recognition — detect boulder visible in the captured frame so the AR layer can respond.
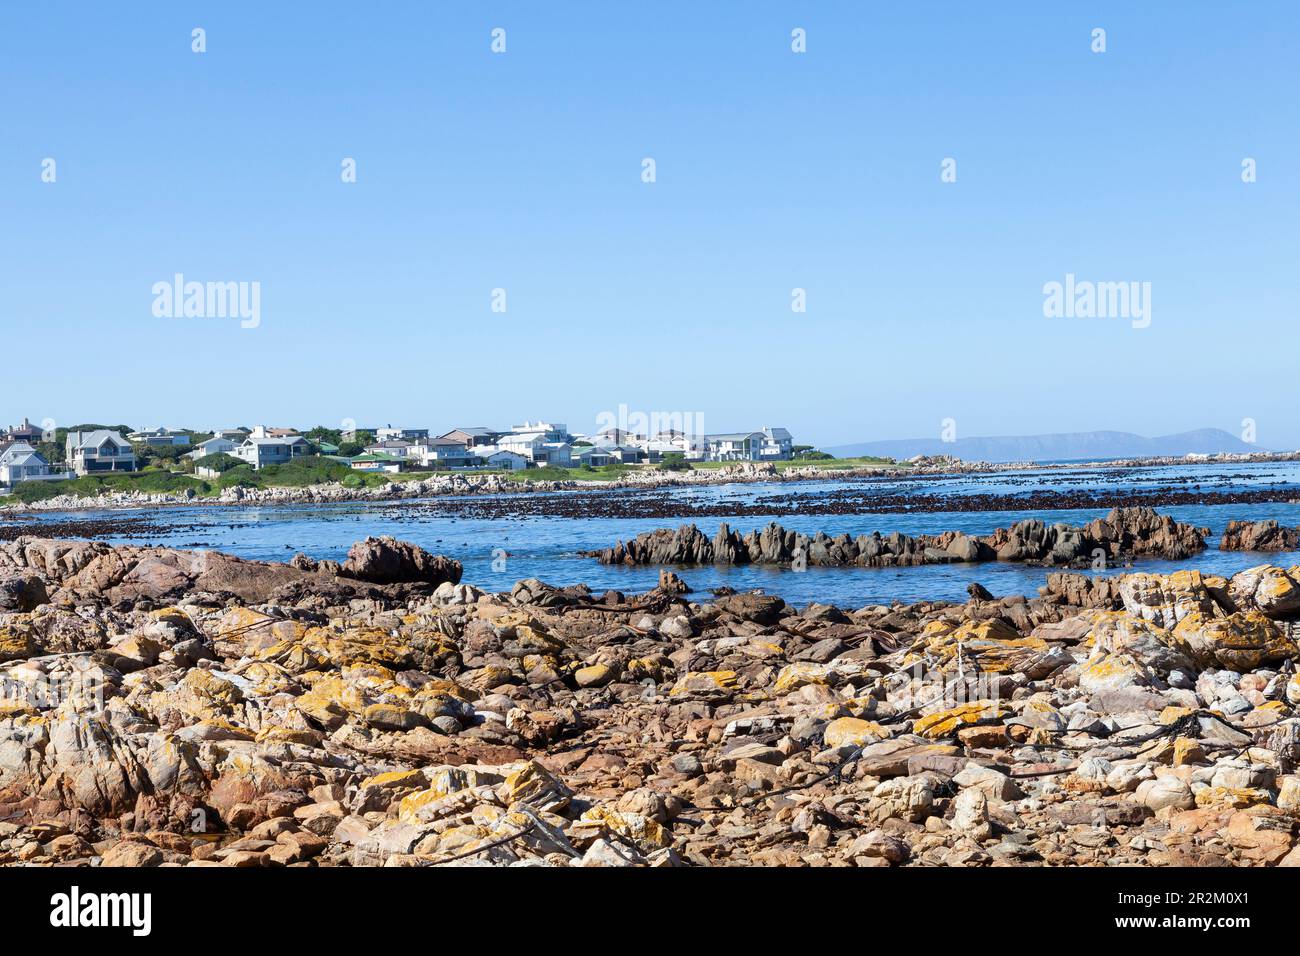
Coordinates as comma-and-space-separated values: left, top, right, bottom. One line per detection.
340, 537, 463, 586
1220, 520, 1300, 552
0, 572, 47, 612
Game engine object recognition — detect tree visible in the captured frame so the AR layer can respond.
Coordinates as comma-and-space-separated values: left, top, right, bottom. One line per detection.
305, 425, 344, 446
193, 452, 242, 473
793, 445, 833, 460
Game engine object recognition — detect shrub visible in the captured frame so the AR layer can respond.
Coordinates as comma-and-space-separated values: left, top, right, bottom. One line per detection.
193, 452, 243, 473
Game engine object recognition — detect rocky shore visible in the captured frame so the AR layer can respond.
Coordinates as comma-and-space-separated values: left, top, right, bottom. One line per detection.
5, 449, 1300, 516
592, 508, 1207, 569
3, 535, 1300, 867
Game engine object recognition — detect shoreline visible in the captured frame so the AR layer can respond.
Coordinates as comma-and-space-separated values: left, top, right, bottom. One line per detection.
3, 450, 1299, 517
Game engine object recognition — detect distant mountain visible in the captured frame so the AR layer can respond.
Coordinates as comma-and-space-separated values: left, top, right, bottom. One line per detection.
825, 428, 1274, 464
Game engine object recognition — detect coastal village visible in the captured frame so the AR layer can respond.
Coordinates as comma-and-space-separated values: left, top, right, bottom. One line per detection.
0, 416, 799, 494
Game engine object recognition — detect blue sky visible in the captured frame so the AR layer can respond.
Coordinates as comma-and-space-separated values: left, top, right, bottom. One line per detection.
2, 2, 1296, 448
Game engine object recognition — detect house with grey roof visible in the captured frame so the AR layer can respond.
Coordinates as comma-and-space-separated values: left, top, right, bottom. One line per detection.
187, 436, 237, 460
65, 430, 138, 476
231, 435, 310, 470
439, 427, 502, 448
703, 426, 795, 462
0, 441, 56, 486
760, 426, 794, 460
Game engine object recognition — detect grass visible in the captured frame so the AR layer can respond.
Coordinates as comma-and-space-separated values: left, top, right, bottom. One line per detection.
501, 463, 644, 483
775, 455, 901, 472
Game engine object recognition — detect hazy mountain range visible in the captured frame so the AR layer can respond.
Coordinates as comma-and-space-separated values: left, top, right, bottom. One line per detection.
825, 428, 1274, 464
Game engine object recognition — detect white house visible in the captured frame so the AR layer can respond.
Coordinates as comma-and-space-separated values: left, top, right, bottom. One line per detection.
759, 426, 794, 460
128, 427, 191, 447
497, 431, 548, 461
0, 442, 53, 485
348, 453, 405, 474
65, 430, 138, 476
703, 431, 765, 462
188, 436, 237, 460
363, 439, 413, 458
509, 421, 570, 443
232, 435, 310, 469
702, 427, 795, 462
408, 438, 473, 469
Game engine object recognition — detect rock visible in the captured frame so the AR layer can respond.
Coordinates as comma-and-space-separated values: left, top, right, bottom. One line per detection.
1220, 520, 1300, 552
1140, 777, 1195, 812
1172, 610, 1297, 670
657, 570, 689, 595
913, 702, 1007, 739
670, 753, 703, 777
575, 664, 616, 688
4, 528, 1298, 871
714, 593, 786, 625
952, 787, 992, 840
871, 775, 938, 823
340, 536, 463, 586
1277, 776, 1300, 812
1230, 565, 1300, 618
823, 717, 888, 748
849, 830, 909, 864
659, 615, 694, 639
101, 841, 164, 867
0, 571, 47, 611
595, 510, 1204, 569
953, 763, 1023, 802
578, 838, 643, 867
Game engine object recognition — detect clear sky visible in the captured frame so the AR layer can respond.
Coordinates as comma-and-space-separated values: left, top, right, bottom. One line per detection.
2, 2, 1296, 448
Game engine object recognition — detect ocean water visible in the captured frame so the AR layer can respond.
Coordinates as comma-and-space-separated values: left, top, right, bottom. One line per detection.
11, 461, 1300, 609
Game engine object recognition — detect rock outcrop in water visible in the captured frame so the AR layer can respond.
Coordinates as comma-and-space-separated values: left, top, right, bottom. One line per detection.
592, 507, 1207, 569
340, 536, 464, 586
2, 535, 1300, 868
1220, 520, 1300, 552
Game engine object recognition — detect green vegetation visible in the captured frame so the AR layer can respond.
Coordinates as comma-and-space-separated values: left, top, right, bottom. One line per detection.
792, 445, 834, 461
0, 449, 908, 507
775, 455, 897, 471
0, 454, 400, 504
192, 452, 243, 473
502, 465, 573, 482
4, 470, 210, 503
501, 462, 654, 482
134, 442, 190, 464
